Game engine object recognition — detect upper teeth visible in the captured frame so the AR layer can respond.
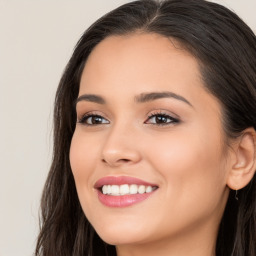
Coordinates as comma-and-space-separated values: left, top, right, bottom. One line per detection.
102, 184, 156, 196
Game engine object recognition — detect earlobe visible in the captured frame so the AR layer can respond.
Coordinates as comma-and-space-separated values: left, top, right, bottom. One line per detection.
226, 128, 256, 190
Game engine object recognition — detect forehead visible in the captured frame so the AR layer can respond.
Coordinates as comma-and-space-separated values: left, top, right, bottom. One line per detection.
80, 33, 203, 95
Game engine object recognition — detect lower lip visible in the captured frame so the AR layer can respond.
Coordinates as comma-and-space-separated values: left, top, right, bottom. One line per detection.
97, 190, 156, 207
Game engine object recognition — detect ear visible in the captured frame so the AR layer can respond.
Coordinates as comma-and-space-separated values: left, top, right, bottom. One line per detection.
227, 127, 256, 190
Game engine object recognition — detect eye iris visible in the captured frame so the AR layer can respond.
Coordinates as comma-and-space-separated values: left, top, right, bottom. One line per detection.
156, 115, 168, 123
91, 116, 103, 124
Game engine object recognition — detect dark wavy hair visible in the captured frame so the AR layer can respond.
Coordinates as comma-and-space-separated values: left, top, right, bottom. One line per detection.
35, 0, 256, 255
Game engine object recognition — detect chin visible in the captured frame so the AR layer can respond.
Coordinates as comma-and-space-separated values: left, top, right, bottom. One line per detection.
97, 230, 139, 246
93, 220, 152, 246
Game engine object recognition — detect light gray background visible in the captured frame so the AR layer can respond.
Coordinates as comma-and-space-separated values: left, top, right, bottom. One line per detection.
0, 1, 255, 256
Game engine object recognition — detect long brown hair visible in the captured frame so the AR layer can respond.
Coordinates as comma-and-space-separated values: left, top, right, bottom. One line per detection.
35, 0, 256, 255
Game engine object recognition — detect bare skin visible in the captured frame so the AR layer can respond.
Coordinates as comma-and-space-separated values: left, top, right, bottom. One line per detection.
70, 33, 256, 256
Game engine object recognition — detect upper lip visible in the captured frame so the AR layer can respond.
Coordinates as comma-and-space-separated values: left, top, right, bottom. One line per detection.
94, 176, 158, 189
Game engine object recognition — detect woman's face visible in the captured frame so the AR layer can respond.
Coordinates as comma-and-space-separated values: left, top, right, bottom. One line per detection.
70, 33, 230, 249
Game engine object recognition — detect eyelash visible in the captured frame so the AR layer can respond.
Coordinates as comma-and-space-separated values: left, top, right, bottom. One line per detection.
77, 111, 180, 126
145, 111, 180, 126
77, 113, 110, 126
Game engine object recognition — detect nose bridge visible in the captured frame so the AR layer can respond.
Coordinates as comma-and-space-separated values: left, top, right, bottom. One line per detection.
101, 119, 141, 166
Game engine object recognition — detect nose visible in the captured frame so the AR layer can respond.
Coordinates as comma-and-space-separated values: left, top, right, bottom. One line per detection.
101, 125, 142, 167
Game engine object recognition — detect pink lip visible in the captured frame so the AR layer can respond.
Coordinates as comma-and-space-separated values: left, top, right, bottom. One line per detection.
94, 176, 158, 208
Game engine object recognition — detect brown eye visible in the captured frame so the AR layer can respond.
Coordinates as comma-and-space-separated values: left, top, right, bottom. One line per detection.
145, 114, 179, 126
155, 115, 169, 124
90, 116, 104, 124
78, 115, 109, 125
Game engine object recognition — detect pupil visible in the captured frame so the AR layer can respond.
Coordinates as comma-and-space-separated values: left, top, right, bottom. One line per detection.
156, 116, 167, 123
92, 116, 102, 124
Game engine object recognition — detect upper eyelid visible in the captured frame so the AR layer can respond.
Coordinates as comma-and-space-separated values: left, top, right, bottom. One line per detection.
77, 110, 109, 119
147, 113, 177, 119
146, 109, 180, 120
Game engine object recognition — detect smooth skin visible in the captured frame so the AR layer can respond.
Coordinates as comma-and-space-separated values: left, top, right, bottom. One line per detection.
70, 33, 256, 256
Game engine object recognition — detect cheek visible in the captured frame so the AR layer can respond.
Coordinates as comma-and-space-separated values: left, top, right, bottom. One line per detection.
70, 136, 86, 180
69, 130, 100, 204
147, 128, 227, 202
69, 131, 101, 216
70, 130, 98, 177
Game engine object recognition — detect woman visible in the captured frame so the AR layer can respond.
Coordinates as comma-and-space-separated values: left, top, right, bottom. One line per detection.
35, 0, 256, 255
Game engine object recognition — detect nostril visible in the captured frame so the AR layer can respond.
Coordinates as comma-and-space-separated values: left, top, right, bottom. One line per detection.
101, 158, 130, 164
120, 159, 130, 162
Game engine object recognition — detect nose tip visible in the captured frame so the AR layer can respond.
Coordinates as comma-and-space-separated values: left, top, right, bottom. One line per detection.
101, 145, 141, 167
100, 123, 142, 167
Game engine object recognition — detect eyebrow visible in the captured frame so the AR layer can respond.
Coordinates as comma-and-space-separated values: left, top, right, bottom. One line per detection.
75, 94, 106, 105
75, 91, 193, 107
134, 91, 193, 107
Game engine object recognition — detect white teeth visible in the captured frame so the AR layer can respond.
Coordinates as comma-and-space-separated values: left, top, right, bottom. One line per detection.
120, 184, 130, 195
138, 185, 146, 194
146, 186, 153, 193
101, 184, 156, 196
111, 185, 119, 195
107, 185, 112, 194
130, 184, 138, 194
102, 185, 108, 194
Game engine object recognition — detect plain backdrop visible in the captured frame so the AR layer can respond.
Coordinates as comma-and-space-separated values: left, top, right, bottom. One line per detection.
0, 1, 255, 256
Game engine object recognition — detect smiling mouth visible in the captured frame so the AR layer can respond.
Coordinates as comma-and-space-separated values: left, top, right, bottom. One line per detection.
95, 176, 159, 207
